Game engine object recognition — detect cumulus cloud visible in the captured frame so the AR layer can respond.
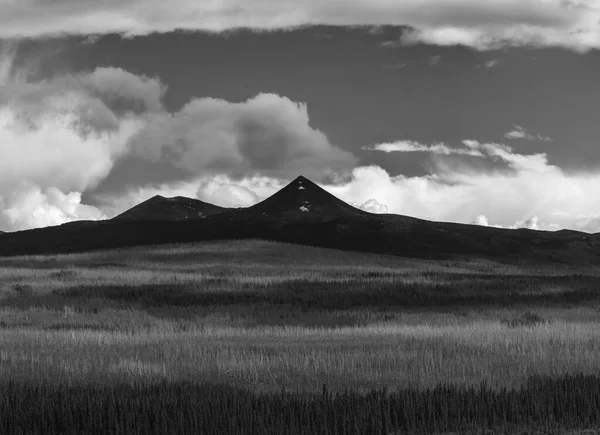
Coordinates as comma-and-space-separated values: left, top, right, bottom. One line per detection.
324, 141, 600, 233
363, 140, 484, 156
0, 184, 105, 231
0, 50, 354, 230
196, 175, 287, 208
351, 199, 389, 214
471, 213, 560, 231
5, 43, 600, 235
128, 93, 357, 181
0, 54, 151, 231
366, 138, 552, 173
504, 125, 553, 141
0, 1, 599, 51
471, 214, 491, 227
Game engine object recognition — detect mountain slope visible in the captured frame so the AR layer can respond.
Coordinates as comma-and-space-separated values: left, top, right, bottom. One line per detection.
0, 175, 599, 263
240, 176, 368, 222
113, 195, 228, 222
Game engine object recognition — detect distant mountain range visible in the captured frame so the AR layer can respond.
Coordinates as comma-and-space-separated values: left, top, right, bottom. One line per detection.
0, 175, 599, 263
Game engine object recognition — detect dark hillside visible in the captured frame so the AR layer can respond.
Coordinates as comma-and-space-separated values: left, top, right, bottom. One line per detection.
113, 195, 228, 221
0, 176, 599, 263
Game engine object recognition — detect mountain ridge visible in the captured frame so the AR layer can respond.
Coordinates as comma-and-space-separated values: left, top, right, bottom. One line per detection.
0, 175, 599, 263
113, 195, 229, 222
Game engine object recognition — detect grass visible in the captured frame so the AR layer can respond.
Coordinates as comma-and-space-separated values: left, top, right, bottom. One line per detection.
4, 374, 600, 435
2, 320, 600, 392
2, 239, 600, 432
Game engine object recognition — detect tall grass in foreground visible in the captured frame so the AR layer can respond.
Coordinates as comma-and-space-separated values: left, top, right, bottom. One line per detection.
3, 240, 600, 432
2, 373, 600, 434
2, 321, 600, 391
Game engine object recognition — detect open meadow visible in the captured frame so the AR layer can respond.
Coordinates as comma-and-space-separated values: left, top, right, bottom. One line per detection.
2, 239, 600, 433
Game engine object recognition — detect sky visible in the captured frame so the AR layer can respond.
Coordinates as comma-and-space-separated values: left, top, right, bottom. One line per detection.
1, 0, 600, 232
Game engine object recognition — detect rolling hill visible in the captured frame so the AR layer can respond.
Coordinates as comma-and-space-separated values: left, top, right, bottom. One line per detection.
0, 176, 599, 263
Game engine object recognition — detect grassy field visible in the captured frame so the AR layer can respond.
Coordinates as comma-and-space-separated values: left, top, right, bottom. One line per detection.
1, 239, 600, 433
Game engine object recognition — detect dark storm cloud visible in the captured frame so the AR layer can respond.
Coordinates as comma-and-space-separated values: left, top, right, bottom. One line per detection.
0, 1, 599, 51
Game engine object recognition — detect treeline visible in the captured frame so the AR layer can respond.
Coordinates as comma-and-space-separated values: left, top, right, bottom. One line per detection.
2, 374, 600, 434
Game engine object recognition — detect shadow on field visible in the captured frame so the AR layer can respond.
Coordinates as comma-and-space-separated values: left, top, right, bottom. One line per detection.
2, 273, 599, 316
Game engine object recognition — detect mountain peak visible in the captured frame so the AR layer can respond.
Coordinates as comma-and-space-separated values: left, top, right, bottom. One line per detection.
292, 175, 309, 183
244, 175, 366, 221
288, 175, 315, 189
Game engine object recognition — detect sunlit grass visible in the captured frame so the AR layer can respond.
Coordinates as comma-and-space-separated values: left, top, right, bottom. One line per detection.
1, 239, 600, 395
1, 319, 600, 392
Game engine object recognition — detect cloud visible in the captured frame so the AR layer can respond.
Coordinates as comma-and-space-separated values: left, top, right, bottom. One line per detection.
0, 1, 599, 51
365, 138, 552, 173
5, 44, 600, 235
471, 213, 560, 231
363, 140, 484, 156
465, 140, 551, 172
504, 125, 553, 141
351, 199, 389, 214
128, 93, 357, 182
477, 59, 500, 68
0, 51, 355, 230
325, 140, 600, 233
0, 184, 105, 231
196, 175, 286, 208
96, 141, 600, 235
568, 214, 600, 233
0, 54, 151, 230
514, 214, 541, 230
471, 214, 491, 226
97, 175, 286, 217
0, 43, 16, 86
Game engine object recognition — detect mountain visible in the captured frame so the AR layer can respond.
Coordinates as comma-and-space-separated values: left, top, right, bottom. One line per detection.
240, 176, 368, 222
113, 195, 228, 221
0, 175, 599, 263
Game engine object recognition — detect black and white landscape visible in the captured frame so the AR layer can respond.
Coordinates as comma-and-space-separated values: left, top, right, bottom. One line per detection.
2, 1, 600, 434
2, 175, 600, 264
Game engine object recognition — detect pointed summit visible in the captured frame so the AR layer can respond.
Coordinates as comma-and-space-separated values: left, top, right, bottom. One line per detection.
113, 195, 228, 222
245, 175, 367, 221
292, 175, 310, 183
